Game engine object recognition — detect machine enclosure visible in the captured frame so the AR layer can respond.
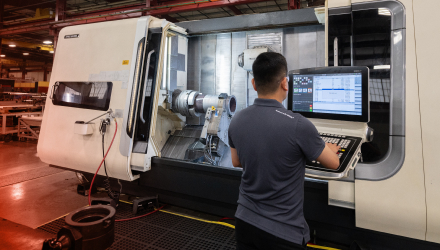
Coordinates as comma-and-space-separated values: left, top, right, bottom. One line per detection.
37, 0, 440, 246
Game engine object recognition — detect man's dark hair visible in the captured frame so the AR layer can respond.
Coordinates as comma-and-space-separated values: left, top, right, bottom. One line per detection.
252, 52, 288, 95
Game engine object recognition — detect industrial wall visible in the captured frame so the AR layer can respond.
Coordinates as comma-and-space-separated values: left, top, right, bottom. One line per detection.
187, 25, 325, 113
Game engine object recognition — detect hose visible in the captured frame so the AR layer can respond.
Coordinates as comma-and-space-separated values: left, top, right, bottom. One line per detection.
88, 118, 163, 222
88, 119, 118, 207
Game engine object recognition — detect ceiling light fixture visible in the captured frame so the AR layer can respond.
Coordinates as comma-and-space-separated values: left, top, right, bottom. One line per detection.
0, 55, 5, 57
43, 41, 53, 44
23, 53, 29, 56
9, 44, 16, 47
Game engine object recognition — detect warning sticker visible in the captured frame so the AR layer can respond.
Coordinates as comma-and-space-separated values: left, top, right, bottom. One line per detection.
122, 60, 129, 65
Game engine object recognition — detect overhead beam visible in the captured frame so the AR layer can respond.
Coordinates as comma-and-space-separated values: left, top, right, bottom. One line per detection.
5, 18, 56, 29
0, 0, 273, 36
161, 14, 179, 22
228, 6, 242, 15
8, 68, 52, 73
5, 0, 56, 13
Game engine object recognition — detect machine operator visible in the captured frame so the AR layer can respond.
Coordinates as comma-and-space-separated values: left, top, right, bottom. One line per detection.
228, 52, 341, 249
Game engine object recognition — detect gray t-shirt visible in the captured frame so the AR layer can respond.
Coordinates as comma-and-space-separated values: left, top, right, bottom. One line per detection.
228, 98, 325, 245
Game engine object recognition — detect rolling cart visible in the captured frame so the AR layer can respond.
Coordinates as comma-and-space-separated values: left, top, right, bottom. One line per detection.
0, 105, 42, 142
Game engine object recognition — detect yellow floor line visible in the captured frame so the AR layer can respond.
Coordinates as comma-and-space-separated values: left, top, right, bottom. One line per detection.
158, 209, 235, 229
33, 214, 68, 229
34, 205, 90, 229
108, 200, 339, 249
119, 200, 133, 205
307, 244, 340, 250
119, 200, 234, 228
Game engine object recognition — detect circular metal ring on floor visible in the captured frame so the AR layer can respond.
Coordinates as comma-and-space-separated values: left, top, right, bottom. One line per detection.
65, 205, 116, 249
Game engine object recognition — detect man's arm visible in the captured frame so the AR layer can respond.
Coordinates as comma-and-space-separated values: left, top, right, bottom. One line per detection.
315, 143, 341, 170
230, 148, 242, 168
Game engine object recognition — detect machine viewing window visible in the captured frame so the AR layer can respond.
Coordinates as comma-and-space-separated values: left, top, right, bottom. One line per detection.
353, 9, 392, 163
327, 8, 393, 164
52, 81, 112, 111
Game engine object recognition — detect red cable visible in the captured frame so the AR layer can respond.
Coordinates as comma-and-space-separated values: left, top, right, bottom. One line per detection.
88, 119, 118, 207
87, 119, 164, 222
116, 206, 164, 222
218, 217, 234, 222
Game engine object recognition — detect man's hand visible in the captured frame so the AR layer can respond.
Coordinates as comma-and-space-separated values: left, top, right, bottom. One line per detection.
326, 142, 341, 154
316, 143, 341, 170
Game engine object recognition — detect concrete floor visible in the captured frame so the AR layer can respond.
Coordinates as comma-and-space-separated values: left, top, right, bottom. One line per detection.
0, 140, 89, 249
0, 139, 227, 249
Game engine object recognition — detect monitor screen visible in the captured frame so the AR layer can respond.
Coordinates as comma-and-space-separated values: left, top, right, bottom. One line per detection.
288, 67, 369, 122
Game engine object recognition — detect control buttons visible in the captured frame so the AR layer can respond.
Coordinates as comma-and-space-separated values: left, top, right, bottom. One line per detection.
337, 139, 350, 148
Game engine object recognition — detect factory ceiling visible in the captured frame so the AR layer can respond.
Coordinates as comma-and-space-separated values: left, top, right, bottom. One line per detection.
0, 0, 324, 73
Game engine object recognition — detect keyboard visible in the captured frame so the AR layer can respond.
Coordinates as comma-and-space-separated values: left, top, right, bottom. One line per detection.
306, 132, 363, 174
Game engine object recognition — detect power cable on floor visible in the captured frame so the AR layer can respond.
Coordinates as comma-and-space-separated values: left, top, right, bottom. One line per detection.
100, 118, 120, 202
87, 118, 163, 222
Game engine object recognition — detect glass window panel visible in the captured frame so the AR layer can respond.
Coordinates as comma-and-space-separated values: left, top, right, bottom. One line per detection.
354, 9, 391, 162
52, 82, 112, 111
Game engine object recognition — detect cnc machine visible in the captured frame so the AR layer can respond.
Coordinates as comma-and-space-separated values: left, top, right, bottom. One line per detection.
38, 0, 440, 248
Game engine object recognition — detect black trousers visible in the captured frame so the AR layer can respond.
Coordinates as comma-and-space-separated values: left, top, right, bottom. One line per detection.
235, 218, 307, 250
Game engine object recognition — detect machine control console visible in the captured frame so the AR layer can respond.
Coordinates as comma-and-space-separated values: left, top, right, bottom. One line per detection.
306, 133, 363, 178
287, 66, 370, 179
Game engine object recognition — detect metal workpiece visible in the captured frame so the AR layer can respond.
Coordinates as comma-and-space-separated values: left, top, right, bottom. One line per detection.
198, 93, 237, 117
168, 90, 236, 166
172, 89, 237, 117
172, 89, 200, 117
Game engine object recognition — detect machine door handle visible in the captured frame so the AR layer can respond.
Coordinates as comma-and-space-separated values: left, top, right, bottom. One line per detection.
139, 49, 155, 123
126, 38, 145, 137
49, 82, 59, 100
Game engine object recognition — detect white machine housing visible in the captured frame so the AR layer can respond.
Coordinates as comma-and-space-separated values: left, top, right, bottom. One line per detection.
38, 17, 188, 181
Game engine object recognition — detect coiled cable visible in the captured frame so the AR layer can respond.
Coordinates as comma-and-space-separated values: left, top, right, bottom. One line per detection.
99, 119, 121, 201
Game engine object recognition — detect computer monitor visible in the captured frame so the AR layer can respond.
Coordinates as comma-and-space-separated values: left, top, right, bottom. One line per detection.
287, 66, 369, 122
